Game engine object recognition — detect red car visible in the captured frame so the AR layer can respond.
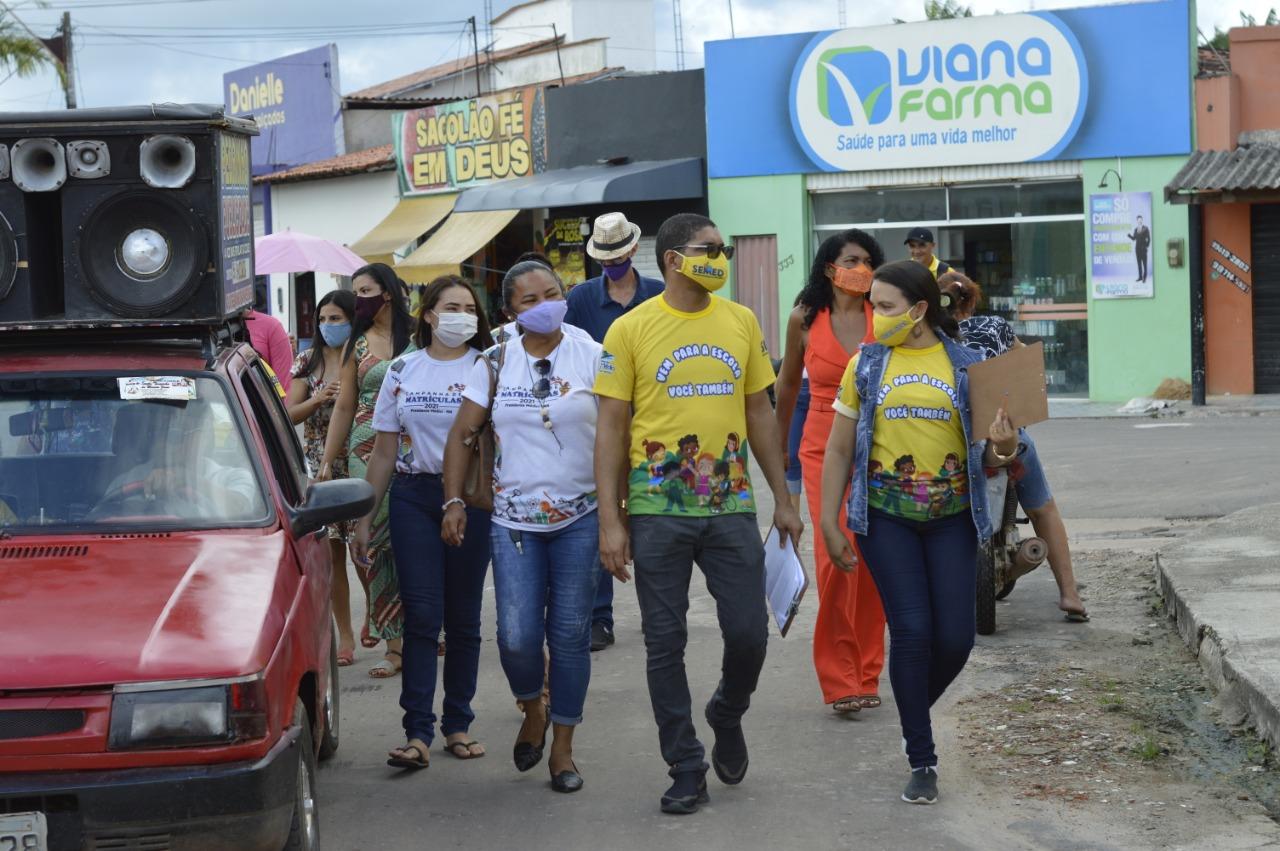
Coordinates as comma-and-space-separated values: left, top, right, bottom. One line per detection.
0, 333, 373, 851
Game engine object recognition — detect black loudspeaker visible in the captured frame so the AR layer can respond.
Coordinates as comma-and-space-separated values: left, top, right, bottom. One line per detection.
0, 105, 257, 326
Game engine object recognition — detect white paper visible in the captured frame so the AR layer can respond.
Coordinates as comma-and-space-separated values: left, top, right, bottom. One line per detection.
118, 376, 197, 401
763, 526, 808, 636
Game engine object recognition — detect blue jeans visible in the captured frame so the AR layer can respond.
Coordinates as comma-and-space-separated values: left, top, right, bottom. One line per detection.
387, 473, 490, 744
856, 508, 976, 770
786, 377, 809, 495
490, 513, 601, 726
630, 512, 769, 775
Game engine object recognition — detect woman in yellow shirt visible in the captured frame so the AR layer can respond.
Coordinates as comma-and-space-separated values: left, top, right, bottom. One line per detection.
820, 259, 1018, 806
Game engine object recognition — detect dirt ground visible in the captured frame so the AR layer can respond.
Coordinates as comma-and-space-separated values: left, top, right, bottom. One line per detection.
937, 546, 1280, 849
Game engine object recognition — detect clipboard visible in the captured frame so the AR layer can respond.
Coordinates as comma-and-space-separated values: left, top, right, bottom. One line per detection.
967, 341, 1050, 432
763, 525, 809, 637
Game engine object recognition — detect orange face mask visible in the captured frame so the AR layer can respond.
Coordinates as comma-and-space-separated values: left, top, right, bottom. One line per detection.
826, 263, 873, 295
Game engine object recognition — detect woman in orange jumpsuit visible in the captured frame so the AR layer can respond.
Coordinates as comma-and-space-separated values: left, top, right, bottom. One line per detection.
775, 229, 886, 714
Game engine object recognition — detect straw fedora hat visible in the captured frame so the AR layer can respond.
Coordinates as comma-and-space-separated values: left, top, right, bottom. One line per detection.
586, 212, 641, 261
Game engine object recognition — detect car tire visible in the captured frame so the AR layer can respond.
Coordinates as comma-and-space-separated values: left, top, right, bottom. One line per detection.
976, 541, 997, 636
284, 697, 320, 851
318, 624, 340, 761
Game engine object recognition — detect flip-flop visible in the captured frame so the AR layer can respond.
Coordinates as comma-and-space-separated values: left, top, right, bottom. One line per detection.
337, 648, 355, 667
360, 622, 378, 649
444, 739, 485, 760
832, 697, 861, 715
1064, 611, 1091, 623
387, 738, 430, 770
856, 695, 882, 709
369, 649, 402, 679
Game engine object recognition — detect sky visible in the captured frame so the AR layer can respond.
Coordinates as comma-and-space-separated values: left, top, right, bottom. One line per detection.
0, 0, 1262, 111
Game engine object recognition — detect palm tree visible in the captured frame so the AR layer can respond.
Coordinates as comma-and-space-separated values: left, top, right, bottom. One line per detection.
0, 7, 57, 85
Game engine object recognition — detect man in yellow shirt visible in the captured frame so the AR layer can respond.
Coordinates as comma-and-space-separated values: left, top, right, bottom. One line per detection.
905, 227, 952, 279
594, 213, 803, 815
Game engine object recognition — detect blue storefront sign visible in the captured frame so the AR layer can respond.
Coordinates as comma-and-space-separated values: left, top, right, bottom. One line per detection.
704, 0, 1190, 177
224, 44, 345, 175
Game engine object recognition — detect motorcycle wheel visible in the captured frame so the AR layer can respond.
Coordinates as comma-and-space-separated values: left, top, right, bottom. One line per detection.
976, 541, 997, 636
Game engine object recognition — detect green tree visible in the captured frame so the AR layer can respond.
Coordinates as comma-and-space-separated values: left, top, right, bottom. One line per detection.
894, 0, 974, 24
0, 9, 57, 83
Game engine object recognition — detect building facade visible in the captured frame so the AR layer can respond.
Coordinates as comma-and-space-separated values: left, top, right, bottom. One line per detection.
703, 0, 1196, 401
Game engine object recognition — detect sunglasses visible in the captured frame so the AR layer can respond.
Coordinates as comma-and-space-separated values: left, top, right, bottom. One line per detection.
532, 358, 552, 400
675, 243, 735, 260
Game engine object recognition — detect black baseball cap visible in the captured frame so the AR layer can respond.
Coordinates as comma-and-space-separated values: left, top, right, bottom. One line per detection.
904, 227, 935, 244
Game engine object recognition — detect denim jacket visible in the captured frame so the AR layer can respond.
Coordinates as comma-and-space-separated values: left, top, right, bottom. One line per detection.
844, 335, 994, 542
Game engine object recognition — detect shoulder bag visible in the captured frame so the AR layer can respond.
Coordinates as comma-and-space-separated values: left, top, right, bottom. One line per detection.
460, 342, 505, 511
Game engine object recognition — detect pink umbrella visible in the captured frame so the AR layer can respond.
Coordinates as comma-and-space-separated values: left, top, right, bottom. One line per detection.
254, 229, 366, 276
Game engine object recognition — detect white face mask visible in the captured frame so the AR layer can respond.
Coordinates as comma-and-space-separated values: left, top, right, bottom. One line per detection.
431, 311, 478, 348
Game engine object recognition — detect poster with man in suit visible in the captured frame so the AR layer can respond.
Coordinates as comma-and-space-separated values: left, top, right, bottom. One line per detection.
1090, 192, 1154, 299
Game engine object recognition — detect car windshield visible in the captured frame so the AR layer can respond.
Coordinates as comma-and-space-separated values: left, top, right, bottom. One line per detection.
0, 375, 269, 532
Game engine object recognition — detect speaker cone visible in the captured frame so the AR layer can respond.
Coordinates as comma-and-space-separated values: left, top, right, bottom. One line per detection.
0, 210, 17, 302
79, 192, 207, 317
11, 138, 66, 192
67, 140, 111, 179
139, 135, 196, 189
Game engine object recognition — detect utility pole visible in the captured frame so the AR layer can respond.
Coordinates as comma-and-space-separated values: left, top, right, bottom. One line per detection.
58, 12, 76, 109
727, 0, 736, 38
468, 16, 482, 98
838, 0, 847, 27
672, 0, 685, 71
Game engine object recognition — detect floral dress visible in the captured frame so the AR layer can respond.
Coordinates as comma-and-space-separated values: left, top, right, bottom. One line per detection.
291, 351, 349, 541
347, 335, 403, 641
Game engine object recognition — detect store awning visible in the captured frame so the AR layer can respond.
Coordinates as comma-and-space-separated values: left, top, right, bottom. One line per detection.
397, 209, 520, 270
452, 158, 704, 213
349, 193, 457, 261
1165, 144, 1280, 204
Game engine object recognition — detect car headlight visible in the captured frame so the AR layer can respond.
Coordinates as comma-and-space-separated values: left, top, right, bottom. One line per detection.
109, 678, 269, 750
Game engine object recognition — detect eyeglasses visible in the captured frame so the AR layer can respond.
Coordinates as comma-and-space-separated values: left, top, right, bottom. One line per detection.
675, 243, 735, 260
531, 358, 552, 400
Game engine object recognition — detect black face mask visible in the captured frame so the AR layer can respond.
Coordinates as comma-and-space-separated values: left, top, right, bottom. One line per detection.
354, 294, 385, 323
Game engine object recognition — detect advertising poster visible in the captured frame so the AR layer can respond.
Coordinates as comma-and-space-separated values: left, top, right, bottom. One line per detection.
546, 219, 587, 287
218, 132, 254, 313
224, 44, 344, 175
1089, 191, 1153, 299
395, 87, 546, 195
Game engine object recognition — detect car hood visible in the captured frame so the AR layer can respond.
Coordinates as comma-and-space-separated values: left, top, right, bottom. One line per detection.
0, 531, 293, 691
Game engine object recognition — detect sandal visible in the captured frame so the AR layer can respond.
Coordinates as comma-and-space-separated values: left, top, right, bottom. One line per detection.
387, 738, 430, 770
857, 695, 882, 709
1064, 610, 1091, 623
369, 649, 402, 679
360, 622, 378, 649
832, 696, 861, 715
444, 738, 486, 760
337, 647, 355, 667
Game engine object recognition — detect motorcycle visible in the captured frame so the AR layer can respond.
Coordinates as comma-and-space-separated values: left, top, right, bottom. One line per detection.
976, 467, 1048, 635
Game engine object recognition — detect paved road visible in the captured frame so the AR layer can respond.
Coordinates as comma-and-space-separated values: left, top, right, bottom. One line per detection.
318, 415, 1280, 850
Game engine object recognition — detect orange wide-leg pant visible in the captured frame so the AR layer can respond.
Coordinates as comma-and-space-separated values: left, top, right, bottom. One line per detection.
800, 404, 886, 703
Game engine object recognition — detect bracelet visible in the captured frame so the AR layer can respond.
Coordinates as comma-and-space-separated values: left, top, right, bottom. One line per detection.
442, 497, 466, 512
990, 442, 1018, 462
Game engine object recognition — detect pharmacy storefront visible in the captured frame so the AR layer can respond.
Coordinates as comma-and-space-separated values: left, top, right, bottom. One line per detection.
705, 0, 1195, 400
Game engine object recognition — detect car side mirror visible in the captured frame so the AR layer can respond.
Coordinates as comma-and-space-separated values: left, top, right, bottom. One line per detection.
288, 479, 375, 538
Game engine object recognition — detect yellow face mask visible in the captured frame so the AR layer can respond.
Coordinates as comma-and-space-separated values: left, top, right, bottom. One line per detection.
674, 251, 730, 292
872, 305, 922, 347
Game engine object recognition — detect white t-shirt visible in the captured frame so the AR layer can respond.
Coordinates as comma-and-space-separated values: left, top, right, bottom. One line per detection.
495, 321, 593, 344
372, 349, 478, 475
463, 332, 602, 531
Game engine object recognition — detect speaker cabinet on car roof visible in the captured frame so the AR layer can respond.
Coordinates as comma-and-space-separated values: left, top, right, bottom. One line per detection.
0, 104, 258, 326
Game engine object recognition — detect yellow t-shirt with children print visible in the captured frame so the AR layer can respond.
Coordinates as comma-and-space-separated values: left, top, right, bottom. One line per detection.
594, 294, 775, 517
833, 343, 969, 522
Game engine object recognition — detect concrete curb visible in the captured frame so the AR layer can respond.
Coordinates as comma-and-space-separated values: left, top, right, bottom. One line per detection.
1155, 506, 1280, 752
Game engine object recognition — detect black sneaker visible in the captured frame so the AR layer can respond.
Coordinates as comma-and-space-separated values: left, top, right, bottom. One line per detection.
660, 767, 710, 815
705, 700, 748, 785
902, 766, 939, 804
590, 622, 614, 652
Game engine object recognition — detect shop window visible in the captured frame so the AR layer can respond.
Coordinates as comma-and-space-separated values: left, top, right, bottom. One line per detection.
950, 185, 1019, 220
813, 187, 946, 226
1018, 181, 1084, 216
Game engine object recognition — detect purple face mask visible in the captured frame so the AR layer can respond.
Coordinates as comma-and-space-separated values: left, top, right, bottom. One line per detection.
603, 258, 632, 281
354, 293, 385, 323
518, 298, 568, 334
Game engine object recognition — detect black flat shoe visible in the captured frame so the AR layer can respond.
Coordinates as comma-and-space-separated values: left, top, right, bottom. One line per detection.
660, 766, 710, 815
550, 761, 584, 793
513, 714, 550, 772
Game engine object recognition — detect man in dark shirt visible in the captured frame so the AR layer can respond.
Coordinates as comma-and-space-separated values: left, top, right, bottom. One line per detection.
565, 211, 664, 652
905, 226, 952, 280
1127, 215, 1151, 283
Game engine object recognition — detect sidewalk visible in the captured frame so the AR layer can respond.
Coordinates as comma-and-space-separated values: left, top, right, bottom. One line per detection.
1050, 393, 1280, 419
1156, 504, 1280, 752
